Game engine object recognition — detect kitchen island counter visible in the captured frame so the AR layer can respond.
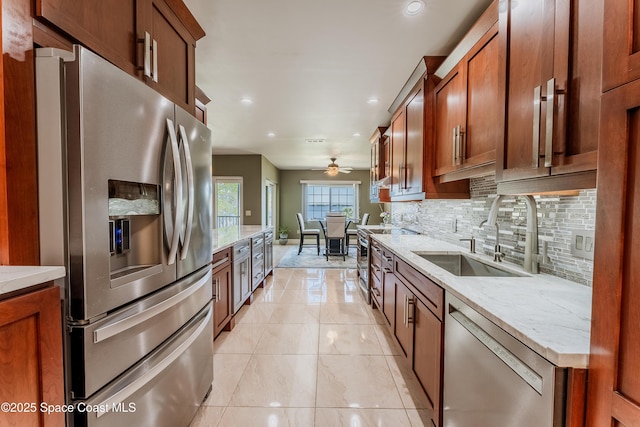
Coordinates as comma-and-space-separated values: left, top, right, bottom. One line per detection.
372, 234, 591, 368
212, 225, 273, 252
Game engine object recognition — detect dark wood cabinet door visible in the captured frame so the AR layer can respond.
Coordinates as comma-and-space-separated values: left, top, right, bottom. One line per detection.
390, 109, 405, 198
434, 67, 465, 177
586, 79, 640, 426
601, 0, 640, 90
413, 298, 443, 426
498, 0, 554, 182
464, 25, 500, 171
404, 86, 425, 196
0, 286, 64, 427
382, 271, 395, 329
497, 0, 600, 192
393, 280, 413, 359
142, 0, 197, 113
213, 264, 232, 337
35, 0, 140, 76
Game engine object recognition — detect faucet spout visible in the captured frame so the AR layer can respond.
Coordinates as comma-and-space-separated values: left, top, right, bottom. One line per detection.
480, 195, 506, 263
521, 195, 540, 274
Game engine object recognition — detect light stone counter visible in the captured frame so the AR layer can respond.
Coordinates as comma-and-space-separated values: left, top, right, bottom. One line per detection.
0, 266, 66, 297
372, 234, 592, 368
212, 225, 274, 252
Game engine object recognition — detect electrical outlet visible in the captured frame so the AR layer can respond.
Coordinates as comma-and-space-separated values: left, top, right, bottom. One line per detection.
451, 219, 457, 233
571, 230, 595, 260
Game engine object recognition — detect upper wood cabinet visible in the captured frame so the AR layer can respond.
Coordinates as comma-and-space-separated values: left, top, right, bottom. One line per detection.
495, 0, 601, 194
601, 0, 640, 90
369, 126, 390, 203
433, 4, 500, 183
35, 0, 205, 114
388, 57, 469, 202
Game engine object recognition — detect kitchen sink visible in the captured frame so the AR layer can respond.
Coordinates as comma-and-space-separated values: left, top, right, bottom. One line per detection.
413, 253, 524, 277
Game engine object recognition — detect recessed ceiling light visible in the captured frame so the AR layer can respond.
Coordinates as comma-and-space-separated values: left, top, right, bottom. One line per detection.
240, 97, 253, 105
353, 133, 361, 137
267, 132, 275, 137
406, 0, 425, 15
367, 98, 379, 105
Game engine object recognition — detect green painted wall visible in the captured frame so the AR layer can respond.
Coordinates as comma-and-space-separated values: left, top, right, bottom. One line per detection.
279, 169, 380, 239
212, 155, 263, 225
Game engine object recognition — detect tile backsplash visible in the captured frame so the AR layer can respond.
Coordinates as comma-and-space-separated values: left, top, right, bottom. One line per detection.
391, 175, 596, 286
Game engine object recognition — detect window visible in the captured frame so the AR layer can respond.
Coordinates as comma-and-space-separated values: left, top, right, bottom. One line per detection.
301, 180, 360, 220
213, 177, 242, 228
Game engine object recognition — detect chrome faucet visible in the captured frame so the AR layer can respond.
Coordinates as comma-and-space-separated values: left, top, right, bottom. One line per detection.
479, 194, 542, 273
521, 195, 540, 274
480, 195, 505, 262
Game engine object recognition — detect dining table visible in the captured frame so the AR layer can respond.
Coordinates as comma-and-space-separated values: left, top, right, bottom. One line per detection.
315, 217, 359, 257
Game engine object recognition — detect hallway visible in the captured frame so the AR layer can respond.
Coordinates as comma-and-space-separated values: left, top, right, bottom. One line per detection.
190, 266, 432, 426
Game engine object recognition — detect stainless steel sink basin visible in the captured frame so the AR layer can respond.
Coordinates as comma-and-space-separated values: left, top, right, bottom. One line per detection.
413, 253, 524, 277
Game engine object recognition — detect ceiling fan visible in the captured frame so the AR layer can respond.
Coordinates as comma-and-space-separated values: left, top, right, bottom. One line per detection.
312, 157, 352, 176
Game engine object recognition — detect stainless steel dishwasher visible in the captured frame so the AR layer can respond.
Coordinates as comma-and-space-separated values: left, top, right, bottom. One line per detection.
443, 293, 566, 426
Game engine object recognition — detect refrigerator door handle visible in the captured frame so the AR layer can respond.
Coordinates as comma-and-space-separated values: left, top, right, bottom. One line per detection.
92, 270, 210, 343
178, 125, 195, 260
164, 118, 183, 265
95, 305, 212, 418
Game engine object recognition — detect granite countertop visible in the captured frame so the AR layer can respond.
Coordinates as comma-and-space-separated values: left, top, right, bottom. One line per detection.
212, 225, 274, 252
0, 266, 66, 297
371, 234, 592, 368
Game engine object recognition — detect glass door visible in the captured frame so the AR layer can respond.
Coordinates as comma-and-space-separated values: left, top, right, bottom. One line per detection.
213, 177, 242, 228
265, 180, 276, 227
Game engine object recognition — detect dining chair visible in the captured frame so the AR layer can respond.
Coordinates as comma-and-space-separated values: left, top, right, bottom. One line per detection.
325, 214, 347, 261
296, 213, 320, 255
346, 212, 369, 251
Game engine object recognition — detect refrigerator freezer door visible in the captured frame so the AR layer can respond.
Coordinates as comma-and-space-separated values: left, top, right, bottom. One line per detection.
69, 267, 211, 399
74, 303, 214, 427
174, 106, 213, 279
61, 46, 178, 320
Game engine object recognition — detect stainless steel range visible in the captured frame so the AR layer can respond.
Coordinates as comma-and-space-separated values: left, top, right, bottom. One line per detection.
356, 227, 420, 303
36, 46, 213, 427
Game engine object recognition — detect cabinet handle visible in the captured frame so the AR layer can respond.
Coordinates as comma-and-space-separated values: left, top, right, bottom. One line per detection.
403, 295, 409, 327
407, 296, 414, 325
143, 32, 152, 79
459, 125, 466, 164
382, 267, 393, 274
532, 85, 542, 168
383, 255, 393, 263
152, 39, 158, 83
399, 164, 407, 190
214, 278, 221, 302
212, 257, 229, 270
544, 78, 556, 168
452, 126, 458, 166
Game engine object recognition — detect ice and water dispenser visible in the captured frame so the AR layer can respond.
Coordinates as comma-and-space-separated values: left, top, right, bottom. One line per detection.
108, 179, 162, 281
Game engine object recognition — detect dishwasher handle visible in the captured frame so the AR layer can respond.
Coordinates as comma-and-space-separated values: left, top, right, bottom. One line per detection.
449, 306, 543, 395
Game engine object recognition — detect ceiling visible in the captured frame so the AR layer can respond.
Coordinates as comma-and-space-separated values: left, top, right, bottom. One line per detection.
184, 0, 493, 171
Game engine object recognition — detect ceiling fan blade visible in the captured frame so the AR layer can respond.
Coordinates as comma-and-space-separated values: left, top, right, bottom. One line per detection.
339, 169, 351, 174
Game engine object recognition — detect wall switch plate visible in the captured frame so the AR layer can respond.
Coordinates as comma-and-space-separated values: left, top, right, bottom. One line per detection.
571, 230, 595, 260
245, 210, 251, 216
451, 219, 457, 233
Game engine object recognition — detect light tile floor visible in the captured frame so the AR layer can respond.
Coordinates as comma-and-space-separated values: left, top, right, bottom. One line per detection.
190, 251, 432, 427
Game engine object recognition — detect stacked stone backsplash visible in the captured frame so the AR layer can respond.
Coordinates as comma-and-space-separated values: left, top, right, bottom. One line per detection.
391, 175, 595, 286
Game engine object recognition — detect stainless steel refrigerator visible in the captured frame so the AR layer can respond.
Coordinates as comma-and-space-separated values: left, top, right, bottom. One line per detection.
36, 45, 213, 427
